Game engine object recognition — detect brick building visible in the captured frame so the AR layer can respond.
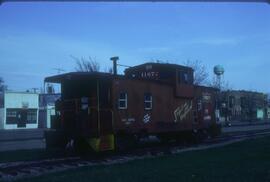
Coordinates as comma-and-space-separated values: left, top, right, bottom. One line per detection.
220, 90, 268, 121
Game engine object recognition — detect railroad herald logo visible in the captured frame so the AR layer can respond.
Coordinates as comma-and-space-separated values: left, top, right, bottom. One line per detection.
143, 114, 151, 123
174, 101, 192, 122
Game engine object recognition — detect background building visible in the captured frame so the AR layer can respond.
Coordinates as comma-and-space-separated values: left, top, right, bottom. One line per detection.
0, 91, 39, 129
220, 90, 268, 122
266, 94, 270, 119
39, 93, 61, 128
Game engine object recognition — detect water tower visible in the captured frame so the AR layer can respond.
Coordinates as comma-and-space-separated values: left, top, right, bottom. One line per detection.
213, 65, 225, 90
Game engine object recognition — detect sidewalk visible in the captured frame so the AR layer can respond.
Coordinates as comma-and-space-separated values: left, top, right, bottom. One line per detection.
229, 120, 270, 126
222, 122, 270, 133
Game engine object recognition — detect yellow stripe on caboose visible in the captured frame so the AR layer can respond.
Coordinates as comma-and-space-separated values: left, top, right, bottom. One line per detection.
87, 134, 115, 152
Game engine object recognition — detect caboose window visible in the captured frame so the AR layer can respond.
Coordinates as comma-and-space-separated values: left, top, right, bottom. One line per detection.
118, 92, 127, 109
183, 73, 188, 83
178, 71, 189, 84
144, 93, 152, 110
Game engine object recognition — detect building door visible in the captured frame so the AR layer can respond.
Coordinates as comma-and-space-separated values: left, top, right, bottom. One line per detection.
17, 109, 27, 128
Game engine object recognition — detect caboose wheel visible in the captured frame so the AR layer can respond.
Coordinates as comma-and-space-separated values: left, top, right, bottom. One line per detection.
115, 134, 138, 151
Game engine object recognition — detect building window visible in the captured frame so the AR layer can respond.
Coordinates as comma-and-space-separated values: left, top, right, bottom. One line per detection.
6, 109, 38, 125
7, 110, 16, 117
118, 92, 127, 109
240, 97, 246, 108
144, 93, 152, 110
6, 109, 17, 124
27, 109, 37, 123
229, 96, 235, 108
197, 99, 202, 111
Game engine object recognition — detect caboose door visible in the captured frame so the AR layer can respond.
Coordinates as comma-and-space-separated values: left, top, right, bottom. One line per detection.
97, 80, 113, 134
94, 79, 114, 151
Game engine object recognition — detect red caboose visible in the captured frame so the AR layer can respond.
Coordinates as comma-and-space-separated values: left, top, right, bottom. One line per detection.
45, 62, 218, 152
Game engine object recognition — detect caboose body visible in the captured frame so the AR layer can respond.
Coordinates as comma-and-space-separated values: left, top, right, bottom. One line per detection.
45, 63, 218, 152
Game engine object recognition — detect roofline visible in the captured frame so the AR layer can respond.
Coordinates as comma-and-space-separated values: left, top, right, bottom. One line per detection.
222, 89, 267, 95
44, 71, 121, 83
195, 85, 219, 91
125, 62, 193, 72
2, 91, 39, 95
44, 71, 181, 87
39, 93, 61, 96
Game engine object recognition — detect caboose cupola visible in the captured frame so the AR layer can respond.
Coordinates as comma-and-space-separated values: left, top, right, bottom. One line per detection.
124, 62, 194, 98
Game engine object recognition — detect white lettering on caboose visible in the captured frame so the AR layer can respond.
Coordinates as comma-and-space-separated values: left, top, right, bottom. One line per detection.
174, 101, 192, 122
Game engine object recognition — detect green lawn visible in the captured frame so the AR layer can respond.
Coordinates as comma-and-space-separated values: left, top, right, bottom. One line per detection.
18, 136, 270, 182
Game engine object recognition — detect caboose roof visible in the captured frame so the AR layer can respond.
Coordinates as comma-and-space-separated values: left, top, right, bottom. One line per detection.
44, 72, 117, 83
125, 62, 193, 73
45, 63, 193, 83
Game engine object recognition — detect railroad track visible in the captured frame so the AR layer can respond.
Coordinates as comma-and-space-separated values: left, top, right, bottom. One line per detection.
1, 130, 270, 182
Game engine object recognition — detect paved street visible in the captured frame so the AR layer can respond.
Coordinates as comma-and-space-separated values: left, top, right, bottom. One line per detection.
0, 129, 45, 151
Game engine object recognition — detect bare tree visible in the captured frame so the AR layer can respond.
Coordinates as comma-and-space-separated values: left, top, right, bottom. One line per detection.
0, 77, 7, 92
209, 75, 232, 91
183, 60, 209, 85
104, 67, 113, 74
71, 55, 100, 72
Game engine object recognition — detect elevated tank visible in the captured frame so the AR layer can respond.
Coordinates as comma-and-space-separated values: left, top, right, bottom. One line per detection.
214, 65, 224, 76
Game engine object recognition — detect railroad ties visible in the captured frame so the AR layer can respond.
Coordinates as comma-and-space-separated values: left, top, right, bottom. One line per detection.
1, 130, 270, 181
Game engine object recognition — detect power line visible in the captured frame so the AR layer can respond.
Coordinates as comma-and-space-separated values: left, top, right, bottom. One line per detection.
53, 68, 65, 74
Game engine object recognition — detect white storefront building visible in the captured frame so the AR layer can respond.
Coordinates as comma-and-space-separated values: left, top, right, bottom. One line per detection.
0, 91, 39, 129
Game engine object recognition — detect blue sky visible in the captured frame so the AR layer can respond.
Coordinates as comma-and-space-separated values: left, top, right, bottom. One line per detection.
0, 2, 270, 92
